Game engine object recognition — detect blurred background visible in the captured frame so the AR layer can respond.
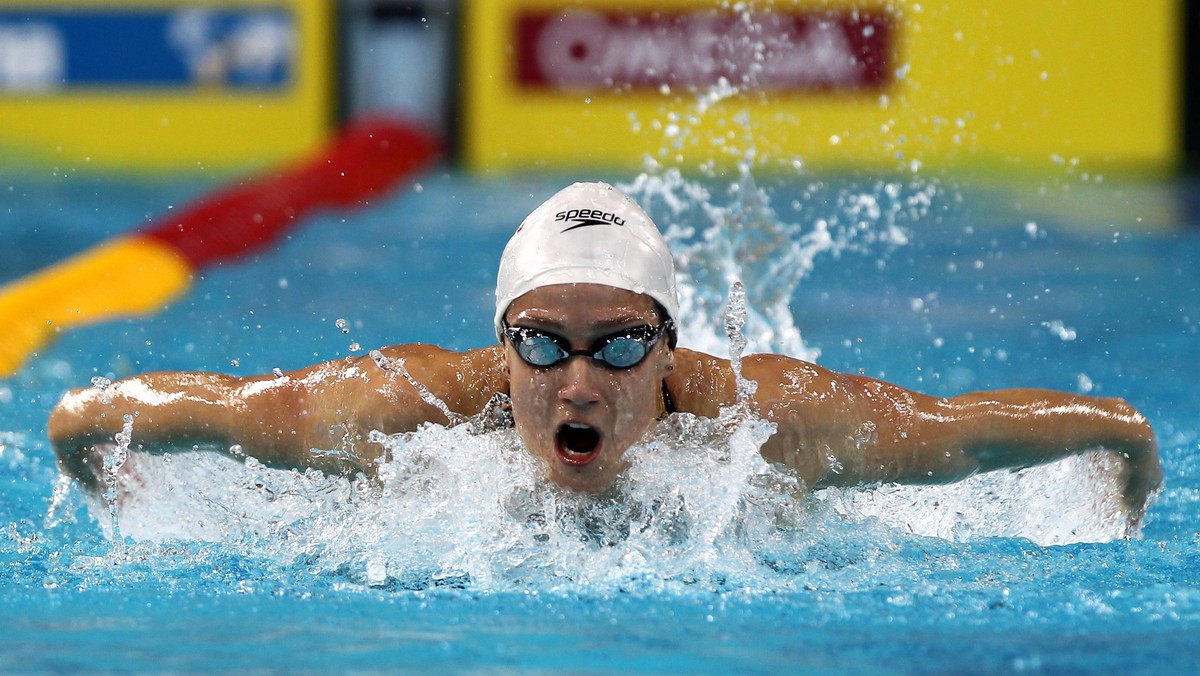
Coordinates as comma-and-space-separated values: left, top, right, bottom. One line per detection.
0, 0, 1194, 179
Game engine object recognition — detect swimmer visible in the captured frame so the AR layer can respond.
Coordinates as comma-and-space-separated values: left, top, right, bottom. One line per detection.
47, 182, 1162, 529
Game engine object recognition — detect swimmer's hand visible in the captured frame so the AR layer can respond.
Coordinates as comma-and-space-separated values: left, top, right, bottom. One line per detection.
52, 437, 109, 494
1118, 438, 1164, 537
952, 393, 1164, 537
47, 373, 370, 491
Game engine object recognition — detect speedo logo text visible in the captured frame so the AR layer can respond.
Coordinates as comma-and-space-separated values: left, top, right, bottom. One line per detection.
555, 208, 626, 232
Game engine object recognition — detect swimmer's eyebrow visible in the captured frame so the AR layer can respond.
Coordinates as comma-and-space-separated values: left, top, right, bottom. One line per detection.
589, 312, 662, 331
507, 309, 661, 333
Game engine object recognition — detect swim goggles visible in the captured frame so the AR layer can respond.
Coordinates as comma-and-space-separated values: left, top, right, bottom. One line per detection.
503, 321, 673, 370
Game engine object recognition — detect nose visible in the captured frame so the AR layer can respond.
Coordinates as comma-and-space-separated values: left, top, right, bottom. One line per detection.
558, 355, 602, 407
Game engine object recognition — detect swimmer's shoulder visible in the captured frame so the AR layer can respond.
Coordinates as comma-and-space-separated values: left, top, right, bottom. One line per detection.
667, 348, 735, 417
367, 342, 503, 368
667, 348, 830, 418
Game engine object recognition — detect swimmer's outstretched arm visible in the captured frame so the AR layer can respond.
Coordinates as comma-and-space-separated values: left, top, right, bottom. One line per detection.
671, 350, 1162, 526
47, 344, 506, 491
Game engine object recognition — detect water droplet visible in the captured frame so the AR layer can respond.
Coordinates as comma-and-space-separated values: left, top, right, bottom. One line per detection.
1077, 373, 1094, 393
724, 282, 757, 403
854, 421, 877, 448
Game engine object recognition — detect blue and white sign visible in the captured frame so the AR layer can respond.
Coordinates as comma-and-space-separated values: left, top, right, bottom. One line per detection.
0, 8, 294, 91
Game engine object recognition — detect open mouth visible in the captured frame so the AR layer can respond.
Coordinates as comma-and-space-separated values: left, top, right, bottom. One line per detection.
555, 422, 602, 466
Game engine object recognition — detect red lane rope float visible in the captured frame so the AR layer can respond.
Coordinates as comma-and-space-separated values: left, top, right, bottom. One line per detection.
0, 117, 439, 377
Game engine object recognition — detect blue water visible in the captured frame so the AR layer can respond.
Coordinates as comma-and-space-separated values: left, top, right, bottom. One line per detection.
2, 169, 1199, 673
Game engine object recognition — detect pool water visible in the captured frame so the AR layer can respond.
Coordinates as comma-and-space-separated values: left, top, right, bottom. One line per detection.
2, 167, 1198, 672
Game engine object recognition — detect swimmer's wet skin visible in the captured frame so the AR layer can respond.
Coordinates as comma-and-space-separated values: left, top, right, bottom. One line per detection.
46, 182, 1163, 534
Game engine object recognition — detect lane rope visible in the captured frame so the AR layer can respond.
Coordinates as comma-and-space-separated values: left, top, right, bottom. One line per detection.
0, 117, 439, 377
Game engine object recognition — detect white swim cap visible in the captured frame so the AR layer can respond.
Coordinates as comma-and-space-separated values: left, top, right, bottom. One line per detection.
494, 181, 679, 339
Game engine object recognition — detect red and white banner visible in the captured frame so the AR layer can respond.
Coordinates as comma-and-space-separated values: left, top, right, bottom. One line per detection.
515, 9, 895, 92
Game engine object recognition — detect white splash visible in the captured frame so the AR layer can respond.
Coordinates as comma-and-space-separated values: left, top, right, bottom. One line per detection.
723, 281, 757, 404
813, 450, 1130, 543
73, 401, 1135, 594
622, 168, 934, 361
76, 404, 800, 592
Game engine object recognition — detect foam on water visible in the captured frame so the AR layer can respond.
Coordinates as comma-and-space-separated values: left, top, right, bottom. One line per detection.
71, 398, 1129, 596
75, 406, 781, 592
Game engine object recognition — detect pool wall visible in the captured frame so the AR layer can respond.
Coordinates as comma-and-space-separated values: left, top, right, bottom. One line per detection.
0, 0, 1191, 177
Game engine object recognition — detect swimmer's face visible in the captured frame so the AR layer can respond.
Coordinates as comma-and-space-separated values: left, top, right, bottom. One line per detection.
503, 284, 674, 493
